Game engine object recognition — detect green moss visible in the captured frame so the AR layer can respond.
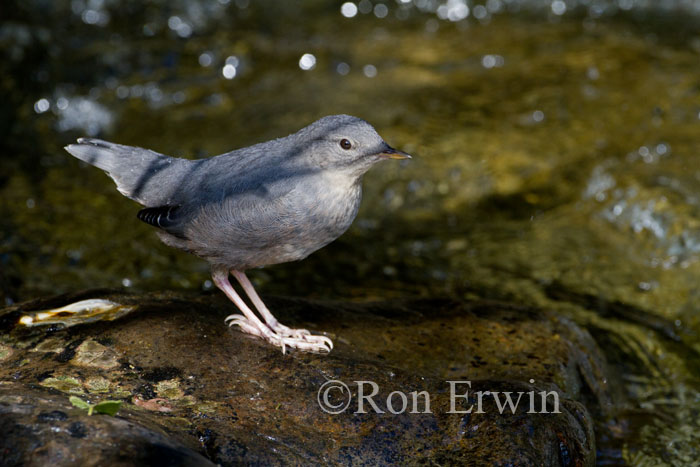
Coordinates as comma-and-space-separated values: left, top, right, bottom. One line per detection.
40, 375, 84, 395
32, 338, 66, 354
0, 345, 12, 363
73, 340, 119, 369
85, 376, 111, 394
155, 379, 184, 400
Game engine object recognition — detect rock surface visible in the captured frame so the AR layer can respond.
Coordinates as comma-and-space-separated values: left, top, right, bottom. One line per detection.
0, 290, 611, 465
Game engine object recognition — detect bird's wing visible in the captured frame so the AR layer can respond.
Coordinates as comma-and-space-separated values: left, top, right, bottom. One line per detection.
136, 177, 301, 244
137, 205, 182, 229
130, 136, 322, 247
188, 179, 315, 254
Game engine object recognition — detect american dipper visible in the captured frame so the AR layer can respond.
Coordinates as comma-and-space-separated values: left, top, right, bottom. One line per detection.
65, 115, 410, 353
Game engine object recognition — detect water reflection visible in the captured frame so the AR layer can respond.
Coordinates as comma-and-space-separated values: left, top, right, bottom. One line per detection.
341, 2, 359, 18
299, 53, 316, 71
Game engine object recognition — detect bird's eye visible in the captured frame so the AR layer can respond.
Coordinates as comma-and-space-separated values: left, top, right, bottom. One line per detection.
339, 139, 352, 150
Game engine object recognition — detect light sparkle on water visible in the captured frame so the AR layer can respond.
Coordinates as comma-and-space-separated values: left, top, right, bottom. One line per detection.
34, 98, 50, 113
299, 53, 317, 70
363, 64, 377, 77
341, 2, 358, 18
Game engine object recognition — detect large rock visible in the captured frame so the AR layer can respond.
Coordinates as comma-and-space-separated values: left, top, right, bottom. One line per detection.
0, 290, 611, 465
0, 386, 214, 467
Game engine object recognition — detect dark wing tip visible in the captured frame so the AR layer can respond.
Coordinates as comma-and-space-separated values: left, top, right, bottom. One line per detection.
137, 205, 181, 229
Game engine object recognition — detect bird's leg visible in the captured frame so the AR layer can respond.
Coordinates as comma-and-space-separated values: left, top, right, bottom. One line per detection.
231, 271, 303, 336
211, 268, 280, 342
212, 268, 332, 353
230, 270, 333, 352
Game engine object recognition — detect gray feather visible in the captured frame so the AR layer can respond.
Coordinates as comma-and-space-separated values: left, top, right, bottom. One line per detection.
65, 138, 191, 206
65, 115, 402, 270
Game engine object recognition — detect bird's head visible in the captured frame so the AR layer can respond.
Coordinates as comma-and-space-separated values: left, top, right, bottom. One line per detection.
297, 114, 410, 176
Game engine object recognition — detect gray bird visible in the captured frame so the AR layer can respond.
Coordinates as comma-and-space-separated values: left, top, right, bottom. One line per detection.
65, 115, 410, 353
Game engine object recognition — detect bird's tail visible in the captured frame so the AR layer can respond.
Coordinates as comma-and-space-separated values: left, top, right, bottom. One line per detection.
65, 138, 190, 206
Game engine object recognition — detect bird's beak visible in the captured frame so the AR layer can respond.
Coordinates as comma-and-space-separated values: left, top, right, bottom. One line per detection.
377, 146, 412, 160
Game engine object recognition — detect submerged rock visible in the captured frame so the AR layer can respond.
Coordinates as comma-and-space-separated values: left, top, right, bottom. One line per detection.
0, 290, 609, 465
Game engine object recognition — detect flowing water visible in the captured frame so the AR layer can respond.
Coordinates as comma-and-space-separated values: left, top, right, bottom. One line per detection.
2, 0, 700, 464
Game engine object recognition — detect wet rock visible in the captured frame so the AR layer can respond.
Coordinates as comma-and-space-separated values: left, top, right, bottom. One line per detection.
288, 296, 617, 410
0, 291, 607, 465
0, 385, 214, 467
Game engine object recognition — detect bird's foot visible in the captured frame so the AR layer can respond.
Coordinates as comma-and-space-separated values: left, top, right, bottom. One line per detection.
224, 314, 333, 354
268, 321, 311, 339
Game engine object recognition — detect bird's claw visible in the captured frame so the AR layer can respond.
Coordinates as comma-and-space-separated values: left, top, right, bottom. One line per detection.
225, 314, 333, 353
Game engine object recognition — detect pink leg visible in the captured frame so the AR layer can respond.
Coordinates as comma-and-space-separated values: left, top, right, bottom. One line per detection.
212, 268, 332, 353
231, 270, 333, 350
212, 268, 268, 331
231, 271, 311, 335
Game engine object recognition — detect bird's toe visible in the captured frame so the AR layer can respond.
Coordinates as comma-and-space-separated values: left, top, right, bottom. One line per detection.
225, 314, 263, 337
271, 323, 312, 339
279, 336, 333, 353
224, 314, 333, 353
